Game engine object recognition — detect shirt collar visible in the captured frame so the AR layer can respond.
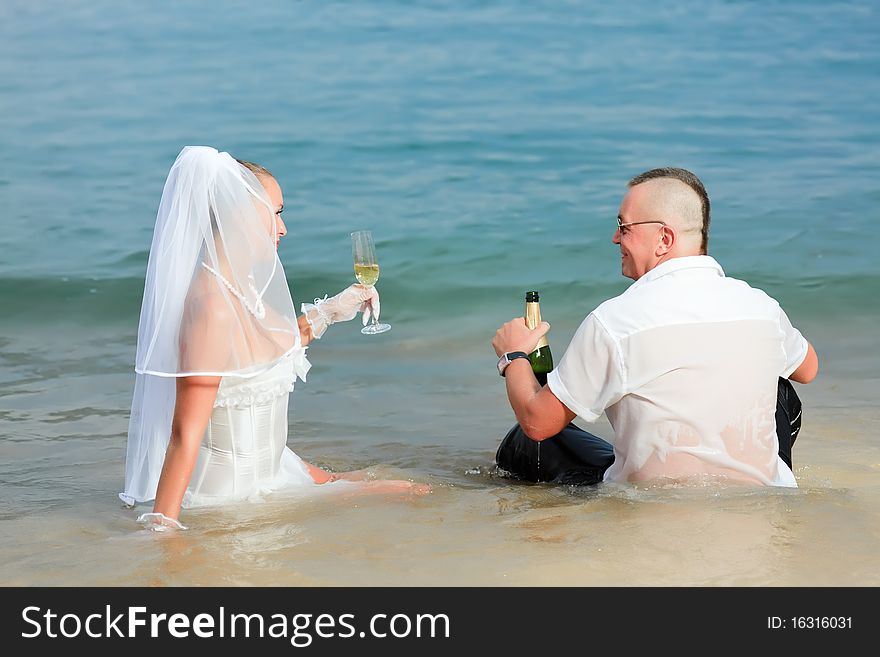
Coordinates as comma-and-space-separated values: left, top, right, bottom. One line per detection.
631, 255, 725, 288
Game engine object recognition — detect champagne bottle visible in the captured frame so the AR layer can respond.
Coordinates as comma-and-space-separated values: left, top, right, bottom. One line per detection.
525, 290, 553, 386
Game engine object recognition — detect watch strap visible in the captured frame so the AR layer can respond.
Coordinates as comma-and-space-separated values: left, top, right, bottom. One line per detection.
498, 351, 530, 377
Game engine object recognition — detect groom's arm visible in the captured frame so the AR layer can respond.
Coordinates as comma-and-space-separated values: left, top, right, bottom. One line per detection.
789, 341, 818, 384
503, 359, 576, 440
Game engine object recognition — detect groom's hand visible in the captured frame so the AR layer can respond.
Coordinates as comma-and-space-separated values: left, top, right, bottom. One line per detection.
492, 317, 550, 357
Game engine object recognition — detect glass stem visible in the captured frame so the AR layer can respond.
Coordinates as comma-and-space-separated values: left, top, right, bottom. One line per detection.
369, 284, 378, 325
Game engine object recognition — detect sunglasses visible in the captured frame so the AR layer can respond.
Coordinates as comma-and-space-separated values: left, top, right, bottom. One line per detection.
616, 217, 667, 235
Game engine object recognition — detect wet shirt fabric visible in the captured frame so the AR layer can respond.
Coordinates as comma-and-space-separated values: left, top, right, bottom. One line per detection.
547, 256, 807, 487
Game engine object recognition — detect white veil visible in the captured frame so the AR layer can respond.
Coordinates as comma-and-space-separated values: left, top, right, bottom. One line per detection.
120, 146, 302, 505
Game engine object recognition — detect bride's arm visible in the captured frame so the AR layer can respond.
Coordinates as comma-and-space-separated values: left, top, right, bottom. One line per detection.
151, 376, 221, 520
297, 314, 314, 347
149, 290, 227, 521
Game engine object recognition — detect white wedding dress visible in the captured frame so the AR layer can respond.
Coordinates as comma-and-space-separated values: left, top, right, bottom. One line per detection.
121, 148, 371, 513
182, 348, 323, 508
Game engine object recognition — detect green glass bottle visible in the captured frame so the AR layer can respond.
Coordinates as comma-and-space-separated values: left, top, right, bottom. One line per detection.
525, 291, 553, 386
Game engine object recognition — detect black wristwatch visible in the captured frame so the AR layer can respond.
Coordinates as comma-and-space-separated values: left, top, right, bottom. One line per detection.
497, 351, 530, 377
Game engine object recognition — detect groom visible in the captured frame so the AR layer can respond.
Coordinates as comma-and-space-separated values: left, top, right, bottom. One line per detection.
492, 168, 817, 486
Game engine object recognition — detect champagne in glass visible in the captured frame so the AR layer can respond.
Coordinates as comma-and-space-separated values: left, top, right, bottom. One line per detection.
354, 263, 380, 286
351, 230, 391, 335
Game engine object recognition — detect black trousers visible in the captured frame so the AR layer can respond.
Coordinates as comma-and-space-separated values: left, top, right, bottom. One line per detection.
496, 378, 803, 485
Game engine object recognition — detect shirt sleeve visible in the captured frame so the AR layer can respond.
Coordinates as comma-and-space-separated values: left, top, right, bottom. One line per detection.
547, 313, 625, 422
779, 307, 808, 379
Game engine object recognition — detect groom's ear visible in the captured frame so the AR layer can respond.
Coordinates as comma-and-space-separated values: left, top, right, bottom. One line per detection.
656, 224, 675, 255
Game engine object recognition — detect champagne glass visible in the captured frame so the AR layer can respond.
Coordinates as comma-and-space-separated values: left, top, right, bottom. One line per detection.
351, 230, 391, 334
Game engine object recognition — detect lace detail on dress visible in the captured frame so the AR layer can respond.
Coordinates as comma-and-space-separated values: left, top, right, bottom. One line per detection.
214, 379, 295, 409
214, 347, 311, 409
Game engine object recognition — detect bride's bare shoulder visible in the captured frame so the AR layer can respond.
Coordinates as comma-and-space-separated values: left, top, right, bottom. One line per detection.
183, 281, 236, 327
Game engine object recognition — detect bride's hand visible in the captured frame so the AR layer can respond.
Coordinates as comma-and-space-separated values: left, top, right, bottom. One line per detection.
331, 284, 380, 326
137, 512, 188, 532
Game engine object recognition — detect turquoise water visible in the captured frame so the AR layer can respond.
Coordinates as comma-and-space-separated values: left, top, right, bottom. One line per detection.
1, 1, 879, 585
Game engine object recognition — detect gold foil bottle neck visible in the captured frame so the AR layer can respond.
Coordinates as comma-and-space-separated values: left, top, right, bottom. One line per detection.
525, 301, 549, 349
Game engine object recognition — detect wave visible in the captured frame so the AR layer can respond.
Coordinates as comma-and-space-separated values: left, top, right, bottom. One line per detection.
1, 271, 876, 327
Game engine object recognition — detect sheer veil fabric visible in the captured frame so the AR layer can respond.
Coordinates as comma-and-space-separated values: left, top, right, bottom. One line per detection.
120, 146, 307, 506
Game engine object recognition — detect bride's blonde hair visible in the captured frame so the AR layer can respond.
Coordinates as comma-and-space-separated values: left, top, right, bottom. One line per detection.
236, 158, 273, 180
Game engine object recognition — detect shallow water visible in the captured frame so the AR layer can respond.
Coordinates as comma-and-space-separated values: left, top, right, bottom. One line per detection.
1, 0, 879, 586
1, 319, 878, 586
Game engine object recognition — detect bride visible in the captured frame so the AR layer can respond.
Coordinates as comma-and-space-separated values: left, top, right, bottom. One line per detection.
120, 146, 426, 529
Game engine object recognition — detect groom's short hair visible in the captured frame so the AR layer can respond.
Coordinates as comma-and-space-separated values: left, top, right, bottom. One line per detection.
629, 167, 711, 254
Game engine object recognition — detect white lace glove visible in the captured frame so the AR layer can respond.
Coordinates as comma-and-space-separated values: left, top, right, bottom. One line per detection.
137, 512, 188, 532
301, 284, 380, 339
